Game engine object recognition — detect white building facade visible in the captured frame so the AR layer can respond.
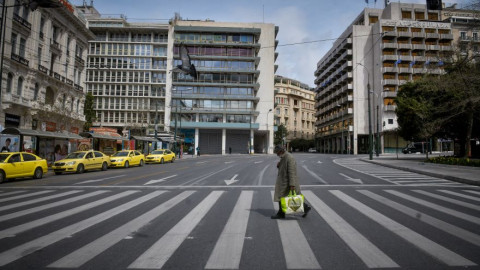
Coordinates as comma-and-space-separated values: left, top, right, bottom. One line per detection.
314, 2, 454, 154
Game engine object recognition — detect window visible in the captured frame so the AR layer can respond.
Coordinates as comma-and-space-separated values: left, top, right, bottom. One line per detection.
460, 31, 467, 40
6, 73, 13, 93
9, 154, 21, 163
22, 153, 37, 161
38, 46, 42, 65
94, 152, 103, 158
473, 32, 478, 41
11, 33, 17, 54
388, 119, 394, 124
369, 16, 378, 24
45, 87, 55, 105
34, 83, 39, 100
77, 100, 80, 113
19, 38, 26, 58
17, 77, 23, 96
401, 11, 412, 19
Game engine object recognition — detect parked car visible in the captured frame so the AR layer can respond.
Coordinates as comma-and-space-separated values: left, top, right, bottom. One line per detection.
110, 150, 145, 168
145, 149, 176, 164
402, 142, 430, 154
52, 151, 110, 174
308, 148, 317, 153
0, 152, 48, 183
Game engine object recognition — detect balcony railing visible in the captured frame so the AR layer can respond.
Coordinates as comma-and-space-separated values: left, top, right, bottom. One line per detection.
51, 40, 62, 52
11, 53, 29, 66
75, 55, 85, 65
13, 13, 31, 30
38, 65, 48, 74
74, 84, 84, 91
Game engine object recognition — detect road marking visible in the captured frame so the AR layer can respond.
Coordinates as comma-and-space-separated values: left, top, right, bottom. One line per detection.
339, 173, 363, 184
0, 191, 109, 222
0, 191, 138, 239
331, 190, 476, 267
181, 166, 233, 186
0, 190, 82, 212
0, 190, 54, 203
438, 190, 480, 202
197, 161, 207, 164
0, 190, 159, 267
271, 191, 321, 269
254, 161, 263, 164
358, 190, 480, 247
49, 191, 193, 268
205, 191, 253, 269
144, 175, 178, 186
257, 164, 270, 186
317, 161, 322, 164
465, 190, 480, 196
386, 190, 480, 225
225, 161, 234, 164
413, 190, 480, 211
0, 191, 27, 197
301, 165, 328, 184
303, 190, 397, 268
129, 191, 224, 269
224, 174, 239, 186
75, 175, 126, 185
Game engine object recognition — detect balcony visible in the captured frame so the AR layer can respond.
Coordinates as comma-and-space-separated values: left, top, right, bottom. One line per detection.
384, 105, 397, 111
399, 67, 411, 73
74, 84, 84, 92
440, 34, 453, 40
66, 78, 73, 86
398, 44, 412, 50
398, 31, 412, 38
38, 65, 48, 74
412, 44, 426, 50
383, 91, 397, 98
2, 93, 31, 108
412, 32, 425, 38
426, 33, 439, 39
13, 13, 31, 30
50, 40, 62, 53
381, 43, 397, 49
427, 45, 440, 51
440, 45, 452, 51
382, 67, 397, 73
11, 53, 29, 67
382, 55, 398, 61
383, 31, 397, 37
382, 79, 398, 85
75, 56, 85, 66
399, 55, 413, 61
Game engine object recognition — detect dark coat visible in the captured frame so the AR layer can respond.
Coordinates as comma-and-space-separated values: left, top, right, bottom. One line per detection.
274, 152, 301, 202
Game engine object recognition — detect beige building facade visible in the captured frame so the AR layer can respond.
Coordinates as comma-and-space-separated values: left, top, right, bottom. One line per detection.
274, 75, 315, 144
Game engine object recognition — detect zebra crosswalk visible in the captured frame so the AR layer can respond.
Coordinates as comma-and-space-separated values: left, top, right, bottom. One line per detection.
0, 187, 478, 269
334, 158, 467, 186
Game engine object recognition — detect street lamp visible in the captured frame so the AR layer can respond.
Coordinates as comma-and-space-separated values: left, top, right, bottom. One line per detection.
357, 63, 373, 160
0, 0, 62, 105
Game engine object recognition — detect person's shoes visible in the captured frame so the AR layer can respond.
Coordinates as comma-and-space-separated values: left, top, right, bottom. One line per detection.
271, 212, 285, 219
302, 205, 311, 218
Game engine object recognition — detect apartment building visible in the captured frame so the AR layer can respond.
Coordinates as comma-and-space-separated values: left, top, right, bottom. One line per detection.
0, 0, 93, 159
77, 6, 278, 154
274, 75, 316, 144
441, 6, 480, 59
314, 2, 454, 154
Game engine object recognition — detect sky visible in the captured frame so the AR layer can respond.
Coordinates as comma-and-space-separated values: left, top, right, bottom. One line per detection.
72, 0, 467, 87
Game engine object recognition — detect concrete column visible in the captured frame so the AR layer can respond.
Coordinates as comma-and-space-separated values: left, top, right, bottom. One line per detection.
250, 129, 254, 154
194, 128, 199, 155
222, 128, 226, 155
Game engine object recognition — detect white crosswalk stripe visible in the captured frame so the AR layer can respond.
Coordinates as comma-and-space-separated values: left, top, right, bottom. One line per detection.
334, 158, 468, 186
0, 188, 476, 269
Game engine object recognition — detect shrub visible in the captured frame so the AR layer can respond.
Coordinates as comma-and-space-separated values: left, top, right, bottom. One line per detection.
427, 156, 480, 167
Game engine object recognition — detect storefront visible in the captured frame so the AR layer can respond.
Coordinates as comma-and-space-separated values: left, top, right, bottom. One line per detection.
79, 132, 129, 156
131, 136, 160, 155
1, 128, 83, 166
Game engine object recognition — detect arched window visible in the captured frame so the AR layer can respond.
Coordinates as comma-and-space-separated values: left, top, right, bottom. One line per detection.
45, 87, 54, 105
34, 83, 39, 100
17, 77, 23, 96
6, 73, 13, 93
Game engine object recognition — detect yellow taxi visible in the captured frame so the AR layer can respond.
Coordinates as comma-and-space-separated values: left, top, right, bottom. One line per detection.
109, 150, 145, 168
145, 149, 176, 164
0, 152, 48, 183
52, 150, 111, 175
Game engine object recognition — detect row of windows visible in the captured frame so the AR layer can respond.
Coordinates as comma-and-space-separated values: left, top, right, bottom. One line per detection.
173, 86, 254, 96
173, 59, 255, 70
275, 97, 315, 109
173, 46, 254, 57
88, 57, 167, 70
87, 71, 166, 83
94, 33, 168, 43
173, 99, 253, 110
94, 97, 155, 111
174, 33, 255, 44
88, 84, 165, 97
96, 111, 152, 124
176, 114, 252, 123
89, 43, 167, 56
173, 73, 255, 84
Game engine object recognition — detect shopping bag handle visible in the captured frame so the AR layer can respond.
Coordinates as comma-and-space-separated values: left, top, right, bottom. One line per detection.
288, 190, 297, 197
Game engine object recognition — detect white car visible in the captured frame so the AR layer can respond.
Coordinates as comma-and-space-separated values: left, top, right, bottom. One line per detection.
308, 148, 317, 153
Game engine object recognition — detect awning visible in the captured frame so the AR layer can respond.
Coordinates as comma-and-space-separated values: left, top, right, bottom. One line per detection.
80, 132, 129, 141
131, 136, 159, 142
1, 128, 83, 139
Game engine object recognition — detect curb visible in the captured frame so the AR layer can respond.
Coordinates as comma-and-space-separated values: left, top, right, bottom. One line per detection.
361, 159, 480, 187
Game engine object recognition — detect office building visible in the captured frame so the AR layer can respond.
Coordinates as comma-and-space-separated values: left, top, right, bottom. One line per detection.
314, 2, 454, 154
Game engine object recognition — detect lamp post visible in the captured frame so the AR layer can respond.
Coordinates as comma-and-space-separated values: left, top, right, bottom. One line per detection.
266, 108, 272, 153
0, 0, 62, 105
357, 63, 373, 160
376, 105, 380, 157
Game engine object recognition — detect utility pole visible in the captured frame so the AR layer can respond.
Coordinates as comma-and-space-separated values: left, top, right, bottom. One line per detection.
376, 105, 380, 156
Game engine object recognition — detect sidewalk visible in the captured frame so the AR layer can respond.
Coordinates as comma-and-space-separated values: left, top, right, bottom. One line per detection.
361, 153, 480, 186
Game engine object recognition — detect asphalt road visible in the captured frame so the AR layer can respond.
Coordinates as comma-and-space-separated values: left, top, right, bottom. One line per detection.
0, 153, 478, 270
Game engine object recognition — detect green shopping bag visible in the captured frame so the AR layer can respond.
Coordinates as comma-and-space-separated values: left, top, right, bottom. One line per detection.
281, 190, 305, 214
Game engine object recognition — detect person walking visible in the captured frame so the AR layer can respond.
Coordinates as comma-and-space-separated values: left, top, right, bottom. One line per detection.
196, 146, 200, 157
271, 145, 311, 219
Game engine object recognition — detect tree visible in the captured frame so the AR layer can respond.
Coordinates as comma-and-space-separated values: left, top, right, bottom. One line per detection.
274, 124, 287, 146
83, 92, 96, 132
396, 57, 480, 158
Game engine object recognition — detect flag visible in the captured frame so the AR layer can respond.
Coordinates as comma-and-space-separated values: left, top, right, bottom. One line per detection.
409, 60, 415, 67
425, 60, 430, 66
394, 59, 401, 66
437, 60, 444, 66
